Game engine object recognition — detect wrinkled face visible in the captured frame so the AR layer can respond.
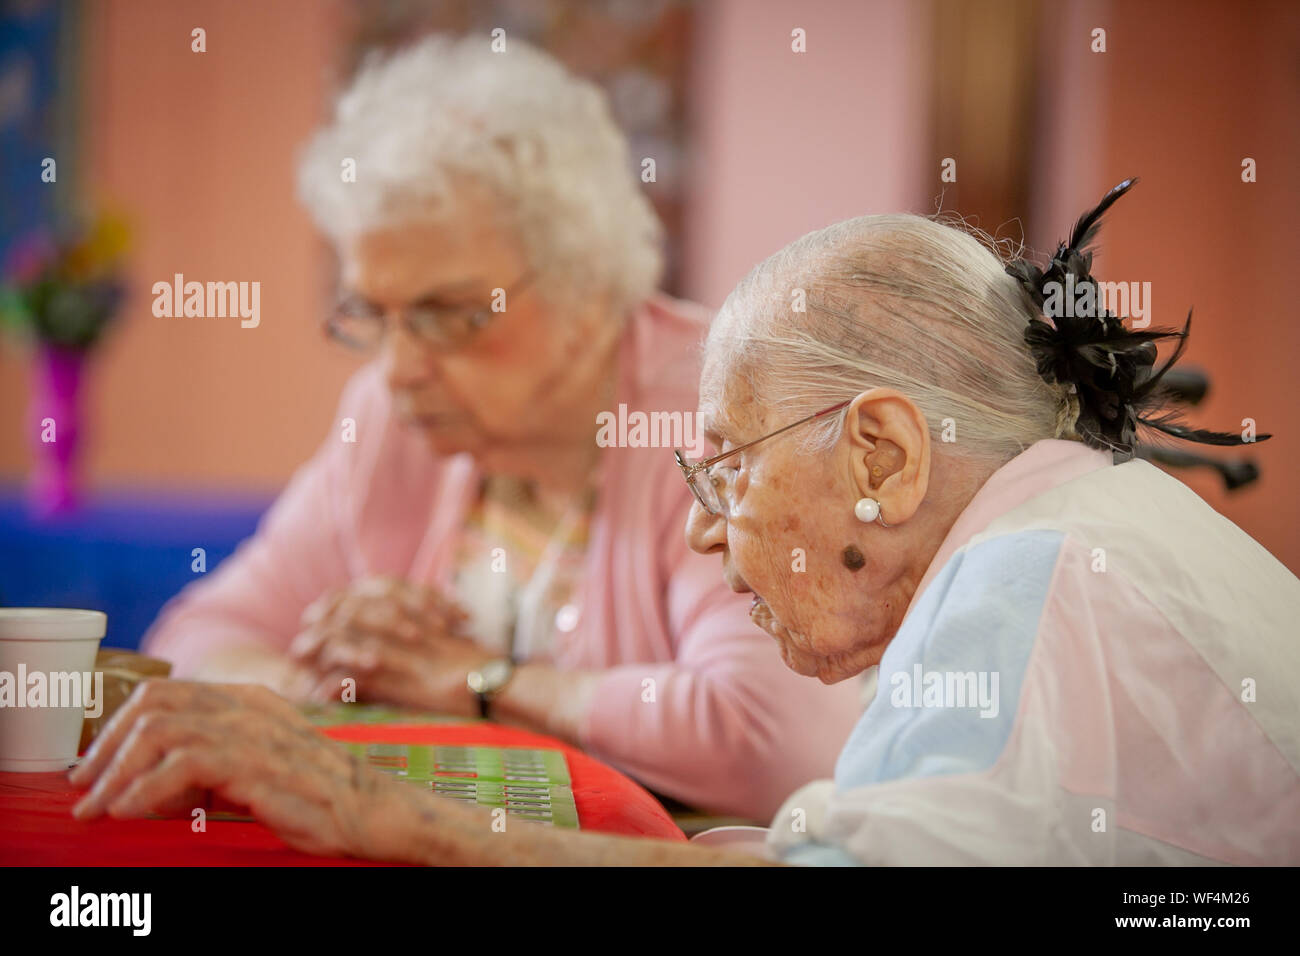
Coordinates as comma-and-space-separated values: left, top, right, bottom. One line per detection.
685, 359, 898, 684
338, 190, 602, 461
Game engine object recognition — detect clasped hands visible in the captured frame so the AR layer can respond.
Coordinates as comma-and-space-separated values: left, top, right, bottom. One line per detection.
283, 574, 494, 717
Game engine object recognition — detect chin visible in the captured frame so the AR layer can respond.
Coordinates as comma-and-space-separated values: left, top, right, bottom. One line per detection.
775, 628, 875, 684
420, 429, 477, 458
776, 641, 814, 677
780, 645, 855, 684
754, 598, 875, 683
773, 636, 831, 681
813, 660, 865, 685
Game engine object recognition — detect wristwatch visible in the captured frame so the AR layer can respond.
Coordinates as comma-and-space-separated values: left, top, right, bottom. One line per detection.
466, 658, 516, 719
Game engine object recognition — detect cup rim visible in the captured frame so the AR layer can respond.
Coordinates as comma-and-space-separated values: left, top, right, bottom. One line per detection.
0, 608, 107, 640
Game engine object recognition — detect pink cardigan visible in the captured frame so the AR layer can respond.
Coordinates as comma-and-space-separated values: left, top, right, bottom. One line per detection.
142, 295, 864, 820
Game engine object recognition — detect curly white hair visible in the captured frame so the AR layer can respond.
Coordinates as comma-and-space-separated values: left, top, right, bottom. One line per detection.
297, 34, 664, 312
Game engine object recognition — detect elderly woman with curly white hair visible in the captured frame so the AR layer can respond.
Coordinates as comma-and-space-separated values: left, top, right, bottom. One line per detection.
92, 181, 1300, 865
136, 35, 864, 822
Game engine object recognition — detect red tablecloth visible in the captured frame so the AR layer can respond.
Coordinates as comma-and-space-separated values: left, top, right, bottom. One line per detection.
0, 722, 685, 865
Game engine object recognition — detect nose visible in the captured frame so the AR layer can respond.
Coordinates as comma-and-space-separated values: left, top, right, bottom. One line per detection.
684, 497, 727, 555
384, 319, 434, 391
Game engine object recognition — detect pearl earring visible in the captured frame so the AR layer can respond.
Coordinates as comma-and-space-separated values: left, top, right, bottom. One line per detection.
854, 497, 891, 527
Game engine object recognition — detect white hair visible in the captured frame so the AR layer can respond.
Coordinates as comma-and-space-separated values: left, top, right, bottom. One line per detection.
706, 214, 1079, 465
296, 34, 663, 312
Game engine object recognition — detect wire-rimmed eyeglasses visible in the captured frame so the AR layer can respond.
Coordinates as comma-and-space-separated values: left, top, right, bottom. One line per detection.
323, 271, 536, 351
674, 400, 852, 515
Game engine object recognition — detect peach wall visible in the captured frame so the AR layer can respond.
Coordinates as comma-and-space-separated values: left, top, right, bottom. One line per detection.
0, 0, 361, 491
1087, 0, 1300, 573
682, 0, 933, 308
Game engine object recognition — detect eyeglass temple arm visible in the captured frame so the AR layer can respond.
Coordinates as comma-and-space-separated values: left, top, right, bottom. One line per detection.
692, 399, 852, 471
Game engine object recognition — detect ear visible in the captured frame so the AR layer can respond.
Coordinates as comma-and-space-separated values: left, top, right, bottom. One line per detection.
843, 388, 931, 524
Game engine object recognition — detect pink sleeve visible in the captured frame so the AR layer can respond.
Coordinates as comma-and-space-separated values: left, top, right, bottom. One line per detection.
576, 480, 863, 822
140, 375, 373, 677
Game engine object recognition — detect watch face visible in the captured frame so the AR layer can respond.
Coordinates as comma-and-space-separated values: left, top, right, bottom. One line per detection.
470, 659, 513, 694
481, 659, 511, 687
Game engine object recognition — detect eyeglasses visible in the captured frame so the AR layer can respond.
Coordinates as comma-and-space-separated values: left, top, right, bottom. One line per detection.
323, 272, 535, 352
674, 400, 852, 516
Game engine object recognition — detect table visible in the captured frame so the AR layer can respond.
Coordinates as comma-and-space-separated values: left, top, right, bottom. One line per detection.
0, 722, 685, 865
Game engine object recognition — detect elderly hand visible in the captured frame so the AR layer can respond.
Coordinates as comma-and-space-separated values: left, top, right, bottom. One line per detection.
64, 680, 766, 867
286, 575, 489, 715
67, 681, 416, 858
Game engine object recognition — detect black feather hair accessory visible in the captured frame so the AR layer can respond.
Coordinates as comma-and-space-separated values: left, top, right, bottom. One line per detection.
1005, 178, 1271, 462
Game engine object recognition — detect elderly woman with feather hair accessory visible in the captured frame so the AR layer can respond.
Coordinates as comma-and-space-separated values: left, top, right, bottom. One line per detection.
77, 180, 1300, 865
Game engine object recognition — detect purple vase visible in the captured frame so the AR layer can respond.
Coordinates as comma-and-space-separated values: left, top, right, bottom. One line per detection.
29, 345, 86, 517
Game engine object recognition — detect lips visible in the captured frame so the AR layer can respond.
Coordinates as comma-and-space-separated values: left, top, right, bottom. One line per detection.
394, 392, 460, 424
400, 409, 461, 427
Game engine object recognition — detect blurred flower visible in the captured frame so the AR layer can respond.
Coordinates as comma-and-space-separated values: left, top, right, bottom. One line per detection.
60, 212, 130, 281
0, 210, 132, 351
3, 228, 57, 285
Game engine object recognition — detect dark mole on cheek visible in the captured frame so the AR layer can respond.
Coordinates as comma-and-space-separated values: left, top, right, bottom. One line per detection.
842, 545, 866, 571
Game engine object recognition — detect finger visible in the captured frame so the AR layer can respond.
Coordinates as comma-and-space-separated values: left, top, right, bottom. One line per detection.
317, 633, 386, 673
148, 784, 211, 819
275, 662, 325, 704
105, 709, 332, 817
331, 644, 427, 711
325, 637, 434, 686
288, 624, 330, 663
103, 718, 351, 855
288, 627, 318, 661
109, 719, 375, 858
396, 580, 442, 617
346, 581, 461, 644
379, 578, 460, 637
332, 592, 419, 644
307, 670, 358, 704
299, 588, 345, 629
401, 583, 467, 633
69, 680, 230, 786
73, 711, 211, 819
354, 574, 402, 599
291, 618, 370, 675
105, 745, 234, 819
443, 603, 470, 634
422, 631, 481, 657
69, 681, 165, 785
425, 596, 470, 638
358, 607, 419, 643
